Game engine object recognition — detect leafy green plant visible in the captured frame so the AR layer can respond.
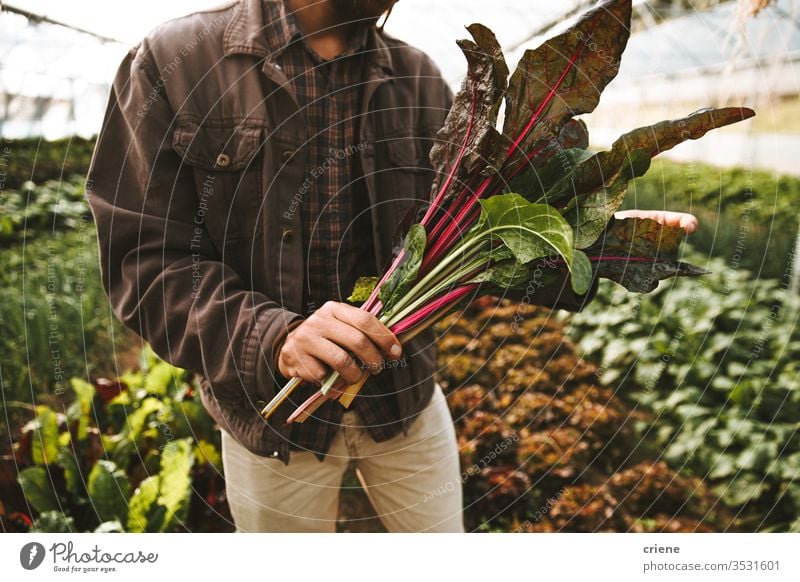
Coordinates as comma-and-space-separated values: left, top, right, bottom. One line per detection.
0, 226, 131, 416
10, 346, 229, 532
0, 176, 91, 245
433, 297, 731, 532
2, 136, 96, 191
567, 251, 800, 531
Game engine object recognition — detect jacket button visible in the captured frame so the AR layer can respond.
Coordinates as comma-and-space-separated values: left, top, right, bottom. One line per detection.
282, 228, 294, 242
281, 149, 295, 162
215, 153, 231, 168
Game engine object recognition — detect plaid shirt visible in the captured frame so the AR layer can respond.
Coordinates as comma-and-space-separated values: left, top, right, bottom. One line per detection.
264, 0, 404, 459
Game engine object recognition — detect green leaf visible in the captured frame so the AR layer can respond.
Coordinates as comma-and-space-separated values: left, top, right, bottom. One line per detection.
476, 192, 575, 265
347, 276, 379, 303
30, 510, 75, 532
18, 466, 60, 513
501, 0, 632, 175
584, 217, 708, 293
127, 475, 162, 533
379, 223, 427, 310
143, 361, 183, 396
564, 149, 652, 248
71, 378, 95, 412
69, 378, 95, 440
568, 108, 755, 198
110, 397, 165, 465
87, 460, 130, 525
569, 249, 593, 295
157, 438, 195, 531
56, 449, 83, 498
468, 260, 536, 290
26, 405, 60, 465
194, 439, 222, 471
506, 148, 595, 206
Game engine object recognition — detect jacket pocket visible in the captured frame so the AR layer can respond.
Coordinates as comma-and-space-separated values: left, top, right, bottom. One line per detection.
172, 122, 264, 246
375, 130, 435, 246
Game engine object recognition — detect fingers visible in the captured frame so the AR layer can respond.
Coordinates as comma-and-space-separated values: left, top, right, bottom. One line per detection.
614, 209, 699, 235
285, 353, 328, 385
322, 319, 384, 375
329, 302, 402, 359
276, 301, 404, 388
678, 213, 698, 235
312, 338, 364, 385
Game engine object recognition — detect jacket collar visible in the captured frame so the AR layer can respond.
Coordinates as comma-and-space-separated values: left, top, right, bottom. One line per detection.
223, 0, 393, 75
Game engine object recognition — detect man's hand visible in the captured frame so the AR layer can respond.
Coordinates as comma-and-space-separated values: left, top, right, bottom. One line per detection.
614, 209, 699, 235
277, 301, 403, 387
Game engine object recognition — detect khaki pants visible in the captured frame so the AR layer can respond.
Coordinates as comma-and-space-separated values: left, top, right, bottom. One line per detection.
221, 384, 464, 532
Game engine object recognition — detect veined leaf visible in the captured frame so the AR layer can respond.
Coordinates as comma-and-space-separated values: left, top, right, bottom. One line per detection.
127, 475, 162, 533
348, 276, 379, 303
585, 217, 708, 292
469, 260, 536, 290
24, 405, 60, 465
507, 148, 595, 206
568, 107, 756, 197
69, 378, 95, 441
157, 438, 195, 531
564, 149, 652, 248
476, 193, 574, 265
56, 449, 83, 497
501, 0, 632, 174
379, 223, 427, 310
429, 23, 509, 199
87, 460, 130, 525
18, 466, 60, 513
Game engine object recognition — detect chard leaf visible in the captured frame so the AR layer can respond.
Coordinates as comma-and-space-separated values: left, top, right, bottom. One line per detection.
468, 260, 536, 290
157, 438, 194, 532
585, 217, 708, 292
476, 193, 574, 265
557, 118, 590, 150
429, 23, 509, 201
87, 460, 130, 525
501, 0, 632, 174
570, 249, 593, 295
348, 276, 379, 303
506, 148, 595, 206
474, 193, 590, 293
379, 224, 426, 310
566, 107, 756, 197
18, 466, 60, 513
127, 475, 162, 533
564, 148, 652, 248
24, 405, 59, 465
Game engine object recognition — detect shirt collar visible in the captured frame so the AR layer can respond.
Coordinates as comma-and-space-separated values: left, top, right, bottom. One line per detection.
263, 0, 371, 63
223, 0, 393, 74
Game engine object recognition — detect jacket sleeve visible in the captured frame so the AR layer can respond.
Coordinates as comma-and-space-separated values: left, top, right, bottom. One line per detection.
86, 43, 302, 406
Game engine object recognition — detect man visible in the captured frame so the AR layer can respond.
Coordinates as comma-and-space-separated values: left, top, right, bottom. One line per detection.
87, 0, 698, 533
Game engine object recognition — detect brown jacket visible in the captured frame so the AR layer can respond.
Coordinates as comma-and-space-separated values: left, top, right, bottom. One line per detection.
87, 0, 595, 463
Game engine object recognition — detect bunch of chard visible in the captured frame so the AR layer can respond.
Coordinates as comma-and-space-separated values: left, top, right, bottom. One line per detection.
261, 0, 754, 423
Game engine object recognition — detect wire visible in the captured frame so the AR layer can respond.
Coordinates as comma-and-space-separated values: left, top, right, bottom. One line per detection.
0, 1, 123, 44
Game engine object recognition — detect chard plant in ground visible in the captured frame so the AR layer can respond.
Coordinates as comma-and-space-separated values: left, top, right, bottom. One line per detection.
260, 0, 754, 423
